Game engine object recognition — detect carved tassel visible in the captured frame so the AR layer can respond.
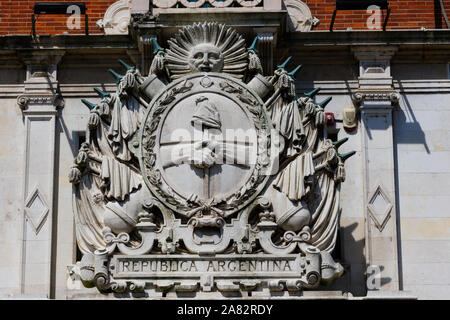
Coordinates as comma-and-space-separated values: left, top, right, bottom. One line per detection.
293, 100, 306, 147
68, 165, 81, 184
150, 51, 166, 76
248, 50, 263, 75
277, 72, 295, 99
335, 163, 346, 183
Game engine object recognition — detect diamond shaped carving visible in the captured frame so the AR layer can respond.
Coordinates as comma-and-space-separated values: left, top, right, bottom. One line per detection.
367, 185, 393, 232
24, 186, 49, 235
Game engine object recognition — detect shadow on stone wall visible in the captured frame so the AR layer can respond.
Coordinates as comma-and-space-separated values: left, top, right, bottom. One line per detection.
391, 79, 432, 291
318, 222, 368, 297
394, 80, 430, 154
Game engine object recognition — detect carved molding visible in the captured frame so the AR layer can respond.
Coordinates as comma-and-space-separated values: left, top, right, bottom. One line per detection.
152, 0, 263, 8
97, 0, 132, 35
17, 93, 64, 113
17, 94, 57, 110
284, 0, 319, 32
153, 0, 178, 8
352, 90, 400, 106
360, 60, 390, 79
24, 186, 50, 235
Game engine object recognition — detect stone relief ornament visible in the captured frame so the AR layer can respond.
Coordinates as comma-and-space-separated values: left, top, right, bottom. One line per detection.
69, 22, 355, 297
285, 0, 320, 32
96, 0, 132, 35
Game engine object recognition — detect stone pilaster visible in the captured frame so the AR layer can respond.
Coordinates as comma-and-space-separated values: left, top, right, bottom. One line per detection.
253, 28, 277, 76
352, 47, 401, 293
17, 50, 65, 298
136, 34, 158, 77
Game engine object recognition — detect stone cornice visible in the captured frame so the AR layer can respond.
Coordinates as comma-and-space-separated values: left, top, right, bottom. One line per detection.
285, 30, 450, 47
352, 46, 398, 61
130, 9, 287, 37
0, 35, 134, 50
1, 30, 449, 53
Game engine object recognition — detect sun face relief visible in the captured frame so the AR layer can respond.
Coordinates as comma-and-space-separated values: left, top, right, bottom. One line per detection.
165, 22, 248, 80
188, 43, 224, 73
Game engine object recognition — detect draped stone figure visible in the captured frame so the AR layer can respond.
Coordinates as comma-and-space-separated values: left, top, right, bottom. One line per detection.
69, 22, 355, 296
69, 73, 145, 253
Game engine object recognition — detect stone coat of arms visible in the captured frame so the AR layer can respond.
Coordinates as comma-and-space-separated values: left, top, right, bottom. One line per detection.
69, 22, 354, 296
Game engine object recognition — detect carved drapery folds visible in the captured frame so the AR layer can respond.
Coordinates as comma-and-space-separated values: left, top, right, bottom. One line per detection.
69, 22, 354, 296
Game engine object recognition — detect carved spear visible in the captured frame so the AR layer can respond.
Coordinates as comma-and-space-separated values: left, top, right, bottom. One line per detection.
339, 151, 356, 162
93, 88, 110, 99
304, 87, 321, 98
81, 99, 96, 110
247, 36, 259, 53
277, 56, 292, 71
118, 59, 135, 71
288, 65, 302, 80
333, 137, 349, 149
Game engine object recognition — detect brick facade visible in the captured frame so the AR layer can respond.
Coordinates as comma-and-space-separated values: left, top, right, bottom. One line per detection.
0, 0, 116, 35
309, 0, 450, 30
0, 0, 449, 35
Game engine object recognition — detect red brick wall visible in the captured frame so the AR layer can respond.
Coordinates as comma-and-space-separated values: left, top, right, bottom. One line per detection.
0, 0, 449, 35
0, 0, 116, 35
307, 0, 450, 30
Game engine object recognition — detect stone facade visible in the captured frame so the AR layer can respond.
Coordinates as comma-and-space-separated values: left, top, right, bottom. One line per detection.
0, 1, 449, 300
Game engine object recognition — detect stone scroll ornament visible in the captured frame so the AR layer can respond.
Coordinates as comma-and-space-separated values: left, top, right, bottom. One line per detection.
69, 22, 355, 296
